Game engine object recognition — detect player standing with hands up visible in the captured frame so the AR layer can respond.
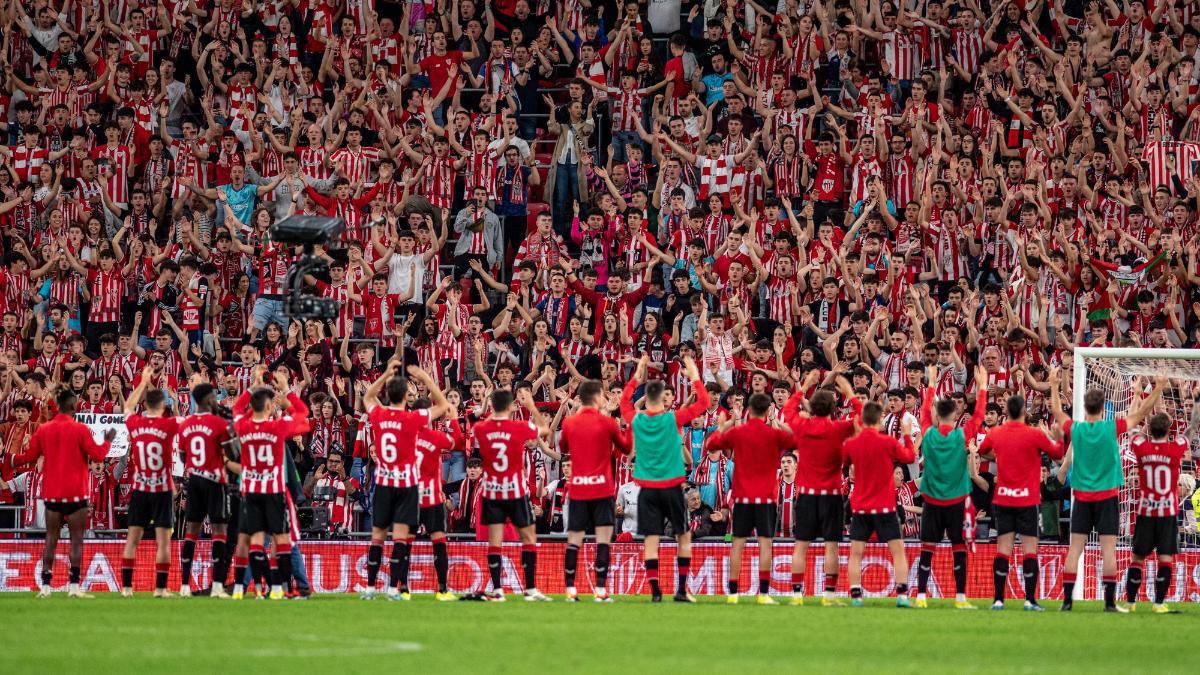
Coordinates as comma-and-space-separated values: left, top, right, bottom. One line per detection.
621, 354, 710, 603
1050, 370, 1165, 612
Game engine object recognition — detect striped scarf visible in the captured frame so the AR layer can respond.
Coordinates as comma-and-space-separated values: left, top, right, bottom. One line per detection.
693, 452, 730, 509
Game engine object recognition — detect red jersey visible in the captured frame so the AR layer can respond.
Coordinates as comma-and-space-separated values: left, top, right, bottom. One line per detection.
415, 426, 454, 508
843, 428, 916, 513
472, 417, 540, 500
367, 406, 429, 488
125, 413, 180, 493
1131, 435, 1188, 518
705, 418, 796, 503
781, 393, 863, 493
979, 421, 1064, 507
13, 413, 111, 502
178, 413, 232, 483
233, 392, 311, 495
558, 407, 631, 500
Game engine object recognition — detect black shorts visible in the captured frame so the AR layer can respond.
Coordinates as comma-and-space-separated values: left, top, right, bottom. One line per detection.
127, 490, 174, 530
637, 486, 687, 537
920, 501, 966, 544
1132, 514, 1179, 557
185, 476, 230, 524
372, 485, 420, 530
794, 493, 844, 542
994, 504, 1039, 538
482, 497, 535, 529
240, 493, 287, 535
849, 511, 902, 542
419, 504, 449, 535
1070, 496, 1119, 536
567, 497, 615, 532
732, 503, 778, 538
43, 500, 88, 516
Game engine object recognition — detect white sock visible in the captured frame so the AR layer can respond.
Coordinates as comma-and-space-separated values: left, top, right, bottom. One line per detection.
68, 583, 79, 593
917, 592, 927, 601
213, 582, 224, 592
956, 593, 966, 602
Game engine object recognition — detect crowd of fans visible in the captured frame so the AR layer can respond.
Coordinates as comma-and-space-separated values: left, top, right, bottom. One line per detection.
2, 0, 1200, 544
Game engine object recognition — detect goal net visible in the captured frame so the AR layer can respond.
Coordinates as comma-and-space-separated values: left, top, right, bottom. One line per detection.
1072, 348, 1200, 597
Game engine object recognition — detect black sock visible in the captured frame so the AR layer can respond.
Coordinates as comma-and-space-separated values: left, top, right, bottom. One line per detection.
917, 550, 934, 593
181, 539, 196, 587
433, 541, 449, 593
758, 571, 770, 595
728, 579, 739, 595
388, 541, 405, 590
70, 566, 81, 585
850, 586, 863, 599
1126, 565, 1144, 603
487, 548, 503, 591
41, 571, 52, 587
952, 551, 968, 596
1103, 576, 1117, 608
564, 544, 579, 588
646, 559, 661, 597
897, 582, 909, 595
398, 541, 412, 591
595, 543, 610, 588
1022, 557, 1038, 603
1062, 574, 1076, 608
154, 563, 168, 590
993, 557, 1009, 602
676, 557, 691, 595
1155, 564, 1173, 604
276, 551, 293, 591
121, 558, 134, 589
521, 546, 537, 590
233, 557, 247, 588
366, 543, 383, 587
211, 539, 228, 587
249, 551, 268, 588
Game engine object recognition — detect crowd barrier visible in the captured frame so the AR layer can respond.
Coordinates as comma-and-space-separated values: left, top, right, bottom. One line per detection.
0, 541, 1194, 601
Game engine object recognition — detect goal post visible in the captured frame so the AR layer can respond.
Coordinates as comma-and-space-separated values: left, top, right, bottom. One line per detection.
1069, 347, 1200, 600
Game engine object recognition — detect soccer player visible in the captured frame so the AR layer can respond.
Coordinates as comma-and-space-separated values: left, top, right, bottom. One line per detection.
120, 368, 181, 598
781, 373, 862, 606
231, 367, 311, 600
14, 389, 115, 598
413, 397, 458, 601
842, 401, 916, 607
473, 387, 552, 601
362, 361, 449, 601
621, 354, 710, 603
559, 379, 632, 602
177, 382, 234, 597
1050, 370, 1164, 612
1126, 411, 1187, 613
704, 393, 795, 605
914, 365, 989, 609
978, 395, 1064, 611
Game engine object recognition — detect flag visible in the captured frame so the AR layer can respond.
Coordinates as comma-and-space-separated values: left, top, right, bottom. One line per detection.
1086, 252, 1169, 320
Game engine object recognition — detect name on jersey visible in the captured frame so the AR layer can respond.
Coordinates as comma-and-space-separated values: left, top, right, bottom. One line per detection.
571, 475, 608, 486
1140, 496, 1174, 508
377, 420, 416, 432
996, 486, 1029, 498
377, 467, 413, 481
132, 426, 170, 440
240, 431, 280, 443
485, 432, 513, 441
181, 424, 217, 436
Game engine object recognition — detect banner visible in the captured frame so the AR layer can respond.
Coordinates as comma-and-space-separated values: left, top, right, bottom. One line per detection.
2, 541, 1198, 601
75, 412, 128, 458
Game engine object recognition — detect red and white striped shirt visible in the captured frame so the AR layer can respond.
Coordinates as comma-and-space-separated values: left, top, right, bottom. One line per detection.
473, 418, 540, 500
92, 144, 133, 204
1131, 436, 1187, 517
368, 406, 428, 488
329, 145, 381, 185
1143, 140, 1200, 190
87, 268, 125, 323
883, 30, 921, 81
418, 156, 455, 208
234, 392, 310, 495
125, 414, 180, 493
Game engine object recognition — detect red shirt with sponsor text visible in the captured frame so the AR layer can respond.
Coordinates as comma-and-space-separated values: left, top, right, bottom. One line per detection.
125, 413, 181, 493
979, 421, 1064, 507
559, 407, 631, 500
472, 417, 540, 500
178, 412, 232, 483
1131, 435, 1188, 518
416, 426, 455, 508
367, 406, 429, 488
233, 392, 311, 495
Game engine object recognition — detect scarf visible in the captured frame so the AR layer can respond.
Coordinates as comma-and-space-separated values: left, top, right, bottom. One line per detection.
693, 452, 730, 509
495, 164, 526, 205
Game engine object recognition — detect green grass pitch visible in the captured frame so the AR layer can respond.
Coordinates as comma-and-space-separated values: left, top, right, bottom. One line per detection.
0, 595, 1195, 673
